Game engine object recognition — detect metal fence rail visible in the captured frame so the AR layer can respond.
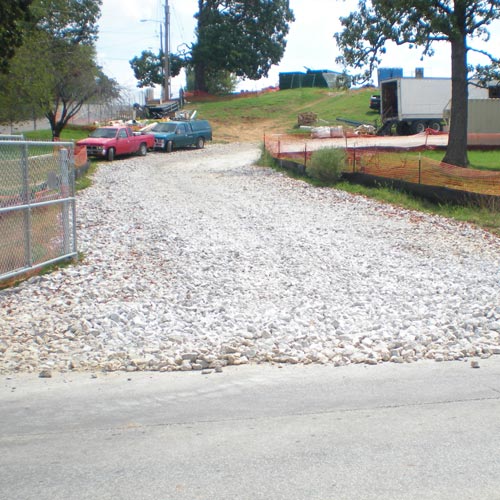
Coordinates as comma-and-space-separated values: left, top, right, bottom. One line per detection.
0, 134, 24, 141
0, 140, 77, 282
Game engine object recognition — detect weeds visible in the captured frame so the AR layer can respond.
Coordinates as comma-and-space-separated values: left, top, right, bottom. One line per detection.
307, 147, 346, 184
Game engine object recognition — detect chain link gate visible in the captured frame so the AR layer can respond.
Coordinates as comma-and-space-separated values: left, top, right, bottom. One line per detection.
0, 140, 77, 283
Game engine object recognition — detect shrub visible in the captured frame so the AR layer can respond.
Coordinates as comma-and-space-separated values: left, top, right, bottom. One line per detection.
307, 147, 347, 183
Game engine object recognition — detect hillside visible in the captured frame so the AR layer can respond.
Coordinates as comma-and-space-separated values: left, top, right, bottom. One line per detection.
185, 87, 379, 142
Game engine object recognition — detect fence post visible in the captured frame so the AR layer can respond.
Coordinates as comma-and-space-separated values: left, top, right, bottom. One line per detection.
418, 152, 422, 184
304, 143, 307, 168
59, 147, 71, 255
21, 143, 32, 267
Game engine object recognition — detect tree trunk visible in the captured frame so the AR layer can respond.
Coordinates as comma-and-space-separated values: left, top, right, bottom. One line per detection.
46, 110, 64, 140
193, 0, 209, 92
442, 35, 469, 167
194, 60, 208, 92
53, 122, 64, 140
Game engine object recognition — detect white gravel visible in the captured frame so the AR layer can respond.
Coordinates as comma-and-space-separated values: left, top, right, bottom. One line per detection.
1, 142, 500, 374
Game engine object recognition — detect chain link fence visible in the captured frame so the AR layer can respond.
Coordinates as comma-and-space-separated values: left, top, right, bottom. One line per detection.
0, 140, 77, 282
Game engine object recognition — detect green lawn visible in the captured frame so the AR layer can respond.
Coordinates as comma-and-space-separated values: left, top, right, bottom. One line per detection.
422, 149, 500, 171
193, 87, 381, 129
24, 126, 90, 143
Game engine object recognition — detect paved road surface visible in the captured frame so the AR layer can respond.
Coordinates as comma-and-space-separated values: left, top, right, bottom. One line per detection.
1, 359, 499, 500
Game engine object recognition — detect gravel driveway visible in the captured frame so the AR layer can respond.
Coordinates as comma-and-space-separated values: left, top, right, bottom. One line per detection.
1, 143, 500, 374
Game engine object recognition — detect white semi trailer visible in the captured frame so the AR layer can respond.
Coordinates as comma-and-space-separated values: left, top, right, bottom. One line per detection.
379, 77, 489, 135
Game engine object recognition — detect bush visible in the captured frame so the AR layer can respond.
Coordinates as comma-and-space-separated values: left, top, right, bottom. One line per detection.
307, 147, 347, 183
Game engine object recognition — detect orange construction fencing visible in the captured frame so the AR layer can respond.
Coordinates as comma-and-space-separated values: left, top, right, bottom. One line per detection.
264, 132, 500, 197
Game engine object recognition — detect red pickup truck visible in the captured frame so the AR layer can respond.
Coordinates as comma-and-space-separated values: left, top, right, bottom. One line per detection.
77, 126, 155, 161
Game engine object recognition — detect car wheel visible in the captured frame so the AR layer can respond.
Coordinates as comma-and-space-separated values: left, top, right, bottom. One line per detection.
196, 137, 205, 149
106, 147, 115, 161
139, 142, 147, 156
165, 141, 173, 153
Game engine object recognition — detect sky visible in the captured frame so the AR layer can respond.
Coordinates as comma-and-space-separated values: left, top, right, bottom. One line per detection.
95, 0, 500, 103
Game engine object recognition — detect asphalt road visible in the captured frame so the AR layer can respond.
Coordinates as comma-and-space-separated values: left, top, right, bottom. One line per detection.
1, 358, 500, 500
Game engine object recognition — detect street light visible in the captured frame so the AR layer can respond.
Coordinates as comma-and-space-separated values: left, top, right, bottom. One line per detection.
140, 3, 170, 102
163, 1, 170, 102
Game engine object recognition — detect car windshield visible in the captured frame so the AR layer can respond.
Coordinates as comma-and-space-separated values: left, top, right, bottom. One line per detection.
152, 123, 177, 133
90, 128, 118, 139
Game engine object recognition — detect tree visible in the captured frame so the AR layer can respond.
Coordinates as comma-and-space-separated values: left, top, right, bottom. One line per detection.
191, 0, 294, 92
0, 30, 53, 126
42, 43, 119, 138
184, 65, 238, 95
0, 0, 33, 73
33, 0, 119, 138
30, 0, 101, 45
7, 0, 119, 138
129, 50, 183, 88
334, 0, 500, 167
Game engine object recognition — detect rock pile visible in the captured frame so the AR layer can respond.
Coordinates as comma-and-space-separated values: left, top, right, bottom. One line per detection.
1, 143, 499, 374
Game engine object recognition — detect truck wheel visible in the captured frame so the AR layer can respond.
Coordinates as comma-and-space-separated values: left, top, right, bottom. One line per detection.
429, 121, 442, 132
411, 121, 426, 134
139, 143, 147, 156
396, 122, 410, 136
196, 137, 205, 149
165, 141, 173, 153
106, 147, 115, 161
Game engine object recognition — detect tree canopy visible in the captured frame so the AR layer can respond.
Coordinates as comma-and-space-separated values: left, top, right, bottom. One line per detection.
0, 0, 119, 137
192, 0, 294, 92
334, 0, 500, 167
130, 0, 294, 95
0, 0, 33, 73
129, 50, 183, 89
30, 0, 102, 45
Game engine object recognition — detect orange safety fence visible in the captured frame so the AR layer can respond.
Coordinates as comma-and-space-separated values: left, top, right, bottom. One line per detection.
74, 144, 88, 168
347, 150, 500, 196
49, 143, 88, 169
264, 133, 500, 197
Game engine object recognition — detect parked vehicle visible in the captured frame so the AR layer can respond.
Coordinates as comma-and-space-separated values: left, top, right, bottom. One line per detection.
369, 94, 380, 112
77, 126, 155, 161
378, 77, 489, 135
151, 120, 212, 152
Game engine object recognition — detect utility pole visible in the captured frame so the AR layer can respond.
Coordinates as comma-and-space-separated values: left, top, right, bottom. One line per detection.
164, 0, 170, 101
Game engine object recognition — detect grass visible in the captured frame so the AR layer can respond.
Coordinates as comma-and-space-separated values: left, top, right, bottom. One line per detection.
192, 87, 381, 131
337, 181, 500, 234
24, 125, 91, 143
75, 160, 98, 191
422, 149, 500, 171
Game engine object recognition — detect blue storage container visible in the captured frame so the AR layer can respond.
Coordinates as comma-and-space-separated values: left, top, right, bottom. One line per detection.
377, 67, 403, 83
